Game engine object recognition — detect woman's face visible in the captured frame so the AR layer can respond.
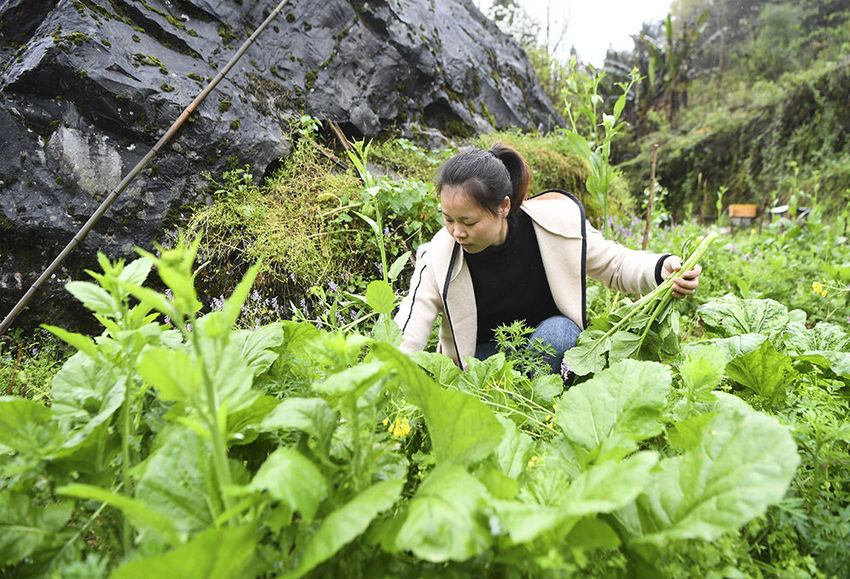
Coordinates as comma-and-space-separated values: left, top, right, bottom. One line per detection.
440, 186, 509, 254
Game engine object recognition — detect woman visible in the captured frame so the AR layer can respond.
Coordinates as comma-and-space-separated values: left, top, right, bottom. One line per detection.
394, 143, 702, 372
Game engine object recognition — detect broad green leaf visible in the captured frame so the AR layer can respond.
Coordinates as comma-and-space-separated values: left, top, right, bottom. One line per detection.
0, 397, 62, 456
683, 334, 767, 362
137, 347, 201, 402
388, 250, 411, 282
490, 500, 571, 544
374, 343, 504, 465
534, 437, 583, 501
135, 428, 219, 534
795, 350, 850, 383
667, 412, 717, 451
50, 352, 126, 450
678, 345, 728, 398
286, 479, 403, 578
726, 339, 796, 406
65, 281, 118, 315
409, 351, 463, 386
259, 397, 336, 452
783, 321, 848, 355
213, 340, 261, 413
365, 280, 395, 315
555, 359, 671, 464
562, 451, 658, 516
248, 448, 328, 524
494, 415, 533, 479
58, 484, 180, 545
562, 329, 610, 376
395, 464, 491, 562
124, 285, 178, 321
371, 314, 402, 346
0, 492, 73, 566
475, 466, 519, 500
156, 264, 201, 317
112, 525, 259, 579
697, 295, 789, 340
313, 361, 387, 397
565, 517, 621, 550
227, 395, 280, 444
42, 325, 98, 359
530, 373, 563, 406
117, 256, 154, 285
608, 330, 642, 364
234, 323, 284, 377
616, 400, 799, 545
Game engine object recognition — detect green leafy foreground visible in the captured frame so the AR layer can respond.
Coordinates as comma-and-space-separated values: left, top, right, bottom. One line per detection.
0, 244, 802, 577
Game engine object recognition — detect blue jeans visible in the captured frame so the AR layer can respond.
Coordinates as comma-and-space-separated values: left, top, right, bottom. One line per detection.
474, 315, 582, 374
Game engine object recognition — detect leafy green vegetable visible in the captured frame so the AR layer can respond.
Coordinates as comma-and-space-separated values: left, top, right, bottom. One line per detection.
697, 295, 790, 341
555, 359, 671, 464
615, 394, 799, 546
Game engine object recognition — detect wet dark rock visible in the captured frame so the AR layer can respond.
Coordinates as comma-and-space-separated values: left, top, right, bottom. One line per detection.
0, 0, 560, 331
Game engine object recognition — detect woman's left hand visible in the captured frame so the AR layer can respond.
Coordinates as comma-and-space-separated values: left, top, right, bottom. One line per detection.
662, 256, 702, 299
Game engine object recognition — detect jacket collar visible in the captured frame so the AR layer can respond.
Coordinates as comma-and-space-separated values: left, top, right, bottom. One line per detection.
430, 195, 584, 286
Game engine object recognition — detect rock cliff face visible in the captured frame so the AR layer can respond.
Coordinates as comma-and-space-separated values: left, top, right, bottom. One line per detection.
0, 0, 559, 330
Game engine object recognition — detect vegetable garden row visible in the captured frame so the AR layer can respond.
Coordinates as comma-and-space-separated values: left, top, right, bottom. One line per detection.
1, 202, 848, 577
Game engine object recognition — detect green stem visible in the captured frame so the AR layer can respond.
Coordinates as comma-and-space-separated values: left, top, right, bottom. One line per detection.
119, 397, 132, 554
578, 231, 719, 363
187, 318, 234, 519
376, 204, 388, 285
480, 399, 551, 430
348, 395, 363, 490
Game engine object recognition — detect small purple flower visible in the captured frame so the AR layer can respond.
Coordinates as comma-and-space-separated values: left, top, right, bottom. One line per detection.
328, 280, 339, 294
375, 261, 383, 275
251, 289, 261, 303
300, 298, 307, 310
164, 315, 171, 326
560, 360, 571, 380
165, 289, 173, 301
289, 272, 296, 282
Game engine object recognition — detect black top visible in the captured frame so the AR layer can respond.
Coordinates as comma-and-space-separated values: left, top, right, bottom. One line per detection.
464, 211, 560, 343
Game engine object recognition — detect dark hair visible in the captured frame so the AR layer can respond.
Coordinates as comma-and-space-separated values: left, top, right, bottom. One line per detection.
436, 142, 530, 216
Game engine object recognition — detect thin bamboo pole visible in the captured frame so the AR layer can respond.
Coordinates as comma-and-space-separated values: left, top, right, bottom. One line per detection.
641, 144, 659, 251
0, 0, 290, 337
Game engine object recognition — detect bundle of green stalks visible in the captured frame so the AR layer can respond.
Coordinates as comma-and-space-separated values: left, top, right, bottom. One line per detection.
565, 231, 719, 376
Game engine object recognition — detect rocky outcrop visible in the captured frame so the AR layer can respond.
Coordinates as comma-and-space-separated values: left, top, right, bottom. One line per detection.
0, 0, 560, 330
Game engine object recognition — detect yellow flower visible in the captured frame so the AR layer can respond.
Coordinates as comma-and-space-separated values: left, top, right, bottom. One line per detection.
382, 417, 389, 426
544, 414, 553, 422
390, 417, 411, 438
527, 455, 539, 470
812, 281, 824, 295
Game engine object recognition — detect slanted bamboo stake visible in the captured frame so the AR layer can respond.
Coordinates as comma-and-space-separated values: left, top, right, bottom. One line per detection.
0, 0, 291, 337
641, 144, 660, 250
329, 120, 353, 152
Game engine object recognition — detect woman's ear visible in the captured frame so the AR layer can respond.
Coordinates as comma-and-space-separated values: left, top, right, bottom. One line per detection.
501, 196, 511, 217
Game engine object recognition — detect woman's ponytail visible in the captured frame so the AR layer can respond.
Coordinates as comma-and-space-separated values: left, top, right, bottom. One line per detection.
489, 143, 530, 215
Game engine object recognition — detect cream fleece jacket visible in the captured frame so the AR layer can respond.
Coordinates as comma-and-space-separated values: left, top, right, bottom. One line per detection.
394, 192, 666, 368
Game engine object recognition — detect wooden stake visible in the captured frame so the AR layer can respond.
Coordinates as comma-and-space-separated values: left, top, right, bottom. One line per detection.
642, 144, 659, 250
